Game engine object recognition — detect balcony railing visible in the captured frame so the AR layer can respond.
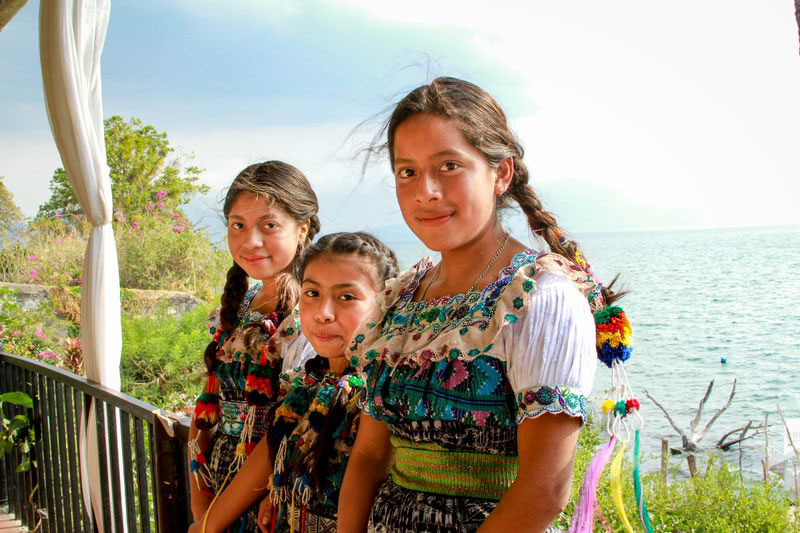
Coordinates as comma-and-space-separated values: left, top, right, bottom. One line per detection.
0, 351, 192, 532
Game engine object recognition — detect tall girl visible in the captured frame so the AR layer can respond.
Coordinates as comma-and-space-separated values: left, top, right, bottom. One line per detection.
188, 232, 399, 533
338, 78, 622, 533
188, 161, 320, 531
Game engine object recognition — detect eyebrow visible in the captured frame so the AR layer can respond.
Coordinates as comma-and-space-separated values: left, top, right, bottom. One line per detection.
394, 149, 466, 166
302, 278, 362, 290
227, 212, 279, 222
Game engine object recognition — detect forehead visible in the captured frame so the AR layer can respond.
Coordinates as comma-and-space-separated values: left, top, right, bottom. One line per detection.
393, 113, 473, 160
228, 191, 287, 220
303, 253, 379, 288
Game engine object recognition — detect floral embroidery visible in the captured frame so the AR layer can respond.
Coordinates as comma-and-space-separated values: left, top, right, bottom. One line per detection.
516, 385, 588, 422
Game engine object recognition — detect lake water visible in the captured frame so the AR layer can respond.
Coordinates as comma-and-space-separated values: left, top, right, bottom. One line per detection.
386, 225, 800, 477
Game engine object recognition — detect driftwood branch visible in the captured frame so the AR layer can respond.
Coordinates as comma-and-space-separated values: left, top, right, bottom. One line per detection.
644, 388, 686, 437
778, 403, 800, 464
718, 420, 754, 450
690, 380, 715, 435
698, 378, 736, 440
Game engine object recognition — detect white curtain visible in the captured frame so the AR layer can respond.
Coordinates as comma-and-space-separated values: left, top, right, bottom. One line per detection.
39, 0, 120, 530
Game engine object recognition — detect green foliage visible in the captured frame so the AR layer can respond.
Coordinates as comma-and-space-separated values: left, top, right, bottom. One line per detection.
0, 176, 25, 235
120, 303, 212, 412
0, 391, 36, 472
554, 417, 799, 531
0, 286, 77, 366
37, 116, 209, 219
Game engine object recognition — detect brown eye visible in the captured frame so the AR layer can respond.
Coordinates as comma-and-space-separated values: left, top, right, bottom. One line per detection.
440, 161, 459, 172
397, 168, 416, 179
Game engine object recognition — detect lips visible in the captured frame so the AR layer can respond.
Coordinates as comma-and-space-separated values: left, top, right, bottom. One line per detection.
242, 256, 269, 263
416, 211, 454, 226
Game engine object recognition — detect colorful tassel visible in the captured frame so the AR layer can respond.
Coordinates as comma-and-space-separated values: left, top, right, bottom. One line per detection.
193, 373, 220, 430
610, 440, 634, 533
568, 436, 617, 533
594, 306, 633, 368
633, 430, 654, 532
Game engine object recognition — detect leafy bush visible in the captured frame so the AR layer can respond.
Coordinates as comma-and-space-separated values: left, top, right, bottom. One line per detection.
554, 417, 799, 531
120, 303, 212, 412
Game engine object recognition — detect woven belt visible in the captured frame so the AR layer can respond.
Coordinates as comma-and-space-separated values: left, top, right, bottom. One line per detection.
389, 435, 518, 501
218, 400, 249, 436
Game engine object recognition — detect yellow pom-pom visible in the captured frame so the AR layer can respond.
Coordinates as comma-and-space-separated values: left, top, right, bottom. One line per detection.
602, 400, 615, 415
235, 443, 247, 457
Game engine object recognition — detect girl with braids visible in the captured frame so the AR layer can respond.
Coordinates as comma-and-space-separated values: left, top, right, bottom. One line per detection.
188, 232, 399, 533
188, 161, 320, 531
339, 77, 623, 533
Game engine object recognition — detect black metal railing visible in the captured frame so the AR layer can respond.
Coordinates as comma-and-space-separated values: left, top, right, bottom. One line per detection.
0, 351, 192, 532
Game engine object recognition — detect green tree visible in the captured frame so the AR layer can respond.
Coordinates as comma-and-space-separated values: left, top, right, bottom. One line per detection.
0, 177, 25, 234
38, 116, 209, 218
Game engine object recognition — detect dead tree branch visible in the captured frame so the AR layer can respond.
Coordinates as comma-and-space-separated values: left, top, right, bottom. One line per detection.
644, 388, 686, 437
777, 403, 800, 464
697, 378, 736, 441
690, 380, 715, 435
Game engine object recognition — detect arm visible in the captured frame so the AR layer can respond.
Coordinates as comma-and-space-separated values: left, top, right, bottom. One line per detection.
197, 435, 273, 533
188, 421, 214, 522
337, 415, 393, 533
478, 413, 581, 533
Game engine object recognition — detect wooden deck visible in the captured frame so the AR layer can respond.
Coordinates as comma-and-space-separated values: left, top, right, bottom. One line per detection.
0, 510, 26, 533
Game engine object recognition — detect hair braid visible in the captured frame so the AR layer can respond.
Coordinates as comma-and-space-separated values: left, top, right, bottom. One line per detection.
204, 262, 249, 374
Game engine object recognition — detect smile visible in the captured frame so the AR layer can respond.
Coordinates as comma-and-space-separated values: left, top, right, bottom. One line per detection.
416, 212, 453, 226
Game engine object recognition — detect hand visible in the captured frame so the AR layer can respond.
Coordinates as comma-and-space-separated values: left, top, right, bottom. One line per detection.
257, 497, 274, 533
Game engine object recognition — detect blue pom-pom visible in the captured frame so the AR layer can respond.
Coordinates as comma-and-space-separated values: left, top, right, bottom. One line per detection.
597, 343, 633, 368
190, 459, 199, 472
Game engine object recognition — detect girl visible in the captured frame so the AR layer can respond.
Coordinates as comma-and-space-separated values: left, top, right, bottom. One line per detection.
189, 232, 399, 533
189, 161, 320, 531
338, 78, 622, 533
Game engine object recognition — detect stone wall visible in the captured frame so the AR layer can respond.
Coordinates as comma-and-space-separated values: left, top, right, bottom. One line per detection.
0, 282, 203, 321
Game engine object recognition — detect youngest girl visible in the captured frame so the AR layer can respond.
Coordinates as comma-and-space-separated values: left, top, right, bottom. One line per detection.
191, 232, 399, 533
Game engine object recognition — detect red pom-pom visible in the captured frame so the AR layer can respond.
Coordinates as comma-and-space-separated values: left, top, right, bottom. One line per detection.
625, 398, 641, 413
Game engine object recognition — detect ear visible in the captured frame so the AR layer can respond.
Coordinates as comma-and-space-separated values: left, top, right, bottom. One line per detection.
494, 157, 514, 196
298, 219, 311, 243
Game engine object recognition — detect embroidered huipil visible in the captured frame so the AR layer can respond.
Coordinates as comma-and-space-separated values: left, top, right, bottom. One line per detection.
191, 284, 313, 530
268, 356, 363, 533
349, 250, 599, 533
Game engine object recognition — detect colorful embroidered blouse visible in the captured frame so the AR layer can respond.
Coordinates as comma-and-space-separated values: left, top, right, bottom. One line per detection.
350, 250, 598, 459
269, 356, 362, 520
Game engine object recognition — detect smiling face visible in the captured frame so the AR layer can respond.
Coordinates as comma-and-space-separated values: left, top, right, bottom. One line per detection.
226, 191, 309, 282
392, 113, 509, 252
299, 253, 379, 359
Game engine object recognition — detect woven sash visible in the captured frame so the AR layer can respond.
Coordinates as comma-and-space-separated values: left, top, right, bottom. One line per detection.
390, 435, 518, 501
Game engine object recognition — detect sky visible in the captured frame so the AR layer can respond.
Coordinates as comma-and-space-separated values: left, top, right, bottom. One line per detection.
1, 1, 799, 242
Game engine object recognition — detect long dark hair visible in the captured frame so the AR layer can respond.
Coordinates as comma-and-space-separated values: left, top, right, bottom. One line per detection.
375, 76, 623, 304
204, 161, 321, 374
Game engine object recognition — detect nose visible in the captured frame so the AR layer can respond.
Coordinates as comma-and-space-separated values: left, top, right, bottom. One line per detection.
242, 225, 264, 249
315, 297, 335, 323
415, 171, 441, 204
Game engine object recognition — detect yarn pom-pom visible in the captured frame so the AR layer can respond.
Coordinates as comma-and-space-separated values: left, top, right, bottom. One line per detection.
594, 306, 633, 367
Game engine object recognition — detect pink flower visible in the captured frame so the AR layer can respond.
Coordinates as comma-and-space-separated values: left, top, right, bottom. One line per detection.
155, 190, 167, 200
156, 201, 165, 208
28, 255, 37, 261
131, 221, 140, 230
68, 278, 83, 286
29, 268, 38, 279
12, 330, 21, 337
171, 226, 185, 233
37, 351, 58, 361
147, 203, 154, 210
53, 212, 62, 219
172, 212, 181, 219
34, 329, 46, 339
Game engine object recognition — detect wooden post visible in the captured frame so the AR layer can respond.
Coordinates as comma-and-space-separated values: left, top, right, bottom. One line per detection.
660, 437, 669, 483
687, 453, 697, 478
763, 413, 769, 482
153, 417, 190, 532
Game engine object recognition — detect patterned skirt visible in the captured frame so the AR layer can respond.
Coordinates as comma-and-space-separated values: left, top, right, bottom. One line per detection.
368, 477, 560, 533
208, 432, 260, 531
289, 507, 337, 533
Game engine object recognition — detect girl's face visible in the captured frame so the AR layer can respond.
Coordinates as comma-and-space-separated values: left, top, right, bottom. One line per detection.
392, 113, 510, 252
299, 254, 379, 358
227, 192, 309, 282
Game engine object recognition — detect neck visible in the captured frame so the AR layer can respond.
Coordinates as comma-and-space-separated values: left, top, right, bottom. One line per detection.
251, 277, 281, 314
437, 220, 507, 291
327, 355, 349, 376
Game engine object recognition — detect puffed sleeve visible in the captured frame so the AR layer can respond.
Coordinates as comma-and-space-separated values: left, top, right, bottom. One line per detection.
280, 333, 315, 374
506, 270, 597, 423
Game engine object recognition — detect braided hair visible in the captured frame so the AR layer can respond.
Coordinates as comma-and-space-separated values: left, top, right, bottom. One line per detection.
204, 161, 321, 374
296, 232, 399, 290
377, 76, 624, 304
